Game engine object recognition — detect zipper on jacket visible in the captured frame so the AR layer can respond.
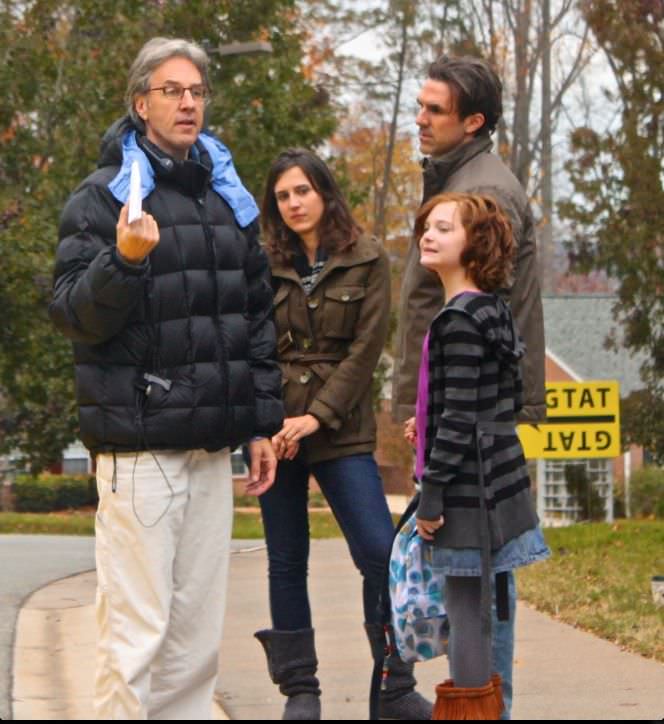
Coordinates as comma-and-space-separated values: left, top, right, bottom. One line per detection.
194, 196, 230, 434
112, 451, 118, 493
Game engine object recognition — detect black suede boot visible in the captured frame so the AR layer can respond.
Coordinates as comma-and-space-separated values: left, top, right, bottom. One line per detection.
364, 623, 433, 720
255, 628, 322, 720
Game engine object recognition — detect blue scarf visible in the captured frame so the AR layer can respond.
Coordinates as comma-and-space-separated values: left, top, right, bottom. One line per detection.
107, 130, 259, 228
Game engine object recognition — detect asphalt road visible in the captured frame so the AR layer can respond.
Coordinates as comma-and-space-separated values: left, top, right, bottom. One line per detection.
0, 535, 95, 720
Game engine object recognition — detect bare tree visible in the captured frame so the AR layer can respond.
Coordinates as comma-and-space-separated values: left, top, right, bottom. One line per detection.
375, 1, 413, 242
461, 0, 594, 289
299, 0, 468, 240
541, 0, 554, 287
302, 0, 595, 277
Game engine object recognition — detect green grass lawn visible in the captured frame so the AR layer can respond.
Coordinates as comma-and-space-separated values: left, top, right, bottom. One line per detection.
232, 510, 345, 538
517, 520, 664, 662
0, 511, 97, 536
0, 509, 346, 539
234, 491, 329, 509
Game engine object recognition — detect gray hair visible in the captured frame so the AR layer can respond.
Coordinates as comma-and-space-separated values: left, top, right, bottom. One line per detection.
125, 37, 210, 124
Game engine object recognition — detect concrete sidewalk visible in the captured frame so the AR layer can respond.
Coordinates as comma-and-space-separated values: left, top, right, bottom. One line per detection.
11, 538, 664, 720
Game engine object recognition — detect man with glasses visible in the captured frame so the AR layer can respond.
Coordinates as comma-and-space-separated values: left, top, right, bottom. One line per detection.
50, 37, 282, 719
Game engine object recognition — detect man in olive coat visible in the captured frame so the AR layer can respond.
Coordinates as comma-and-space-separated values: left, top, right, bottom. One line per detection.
392, 55, 546, 719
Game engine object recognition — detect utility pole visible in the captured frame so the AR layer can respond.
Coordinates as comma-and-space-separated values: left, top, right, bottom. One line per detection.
540, 0, 554, 291
375, 11, 409, 244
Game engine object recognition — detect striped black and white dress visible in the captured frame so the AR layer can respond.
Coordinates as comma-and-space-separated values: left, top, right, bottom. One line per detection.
415, 291, 549, 575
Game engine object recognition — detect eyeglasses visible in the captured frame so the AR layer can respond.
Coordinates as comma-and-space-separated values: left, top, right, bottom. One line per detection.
148, 83, 210, 104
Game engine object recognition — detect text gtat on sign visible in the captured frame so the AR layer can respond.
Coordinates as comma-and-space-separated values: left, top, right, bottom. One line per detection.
518, 381, 621, 459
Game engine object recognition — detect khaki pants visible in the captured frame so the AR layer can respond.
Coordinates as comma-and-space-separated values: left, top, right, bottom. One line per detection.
94, 449, 233, 720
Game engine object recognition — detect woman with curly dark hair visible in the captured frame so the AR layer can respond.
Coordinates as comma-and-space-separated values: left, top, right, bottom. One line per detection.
405, 192, 550, 720
254, 148, 431, 720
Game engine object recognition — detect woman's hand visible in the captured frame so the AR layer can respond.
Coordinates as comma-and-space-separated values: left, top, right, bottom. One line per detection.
416, 516, 444, 542
285, 440, 300, 460
276, 439, 300, 461
404, 416, 417, 446
272, 415, 320, 459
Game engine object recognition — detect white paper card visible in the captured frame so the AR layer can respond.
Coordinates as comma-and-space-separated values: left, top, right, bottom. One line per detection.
128, 160, 142, 223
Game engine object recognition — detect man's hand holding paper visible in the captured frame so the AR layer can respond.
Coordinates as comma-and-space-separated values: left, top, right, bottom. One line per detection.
116, 204, 160, 264
116, 159, 159, 264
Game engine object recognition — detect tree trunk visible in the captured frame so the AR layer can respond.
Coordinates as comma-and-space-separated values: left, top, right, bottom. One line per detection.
510, 0, 533, 187
375, 8, 409, 243
540, 0, 554, 291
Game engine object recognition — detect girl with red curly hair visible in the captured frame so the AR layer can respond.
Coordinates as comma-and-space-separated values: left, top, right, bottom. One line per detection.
405, 192, 549, 719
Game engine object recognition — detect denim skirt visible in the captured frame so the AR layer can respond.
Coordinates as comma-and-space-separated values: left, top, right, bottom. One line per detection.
430, 525, 550, 577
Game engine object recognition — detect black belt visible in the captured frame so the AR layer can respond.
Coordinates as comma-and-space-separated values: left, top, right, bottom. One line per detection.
475, 421, 517, 635
280, 352, 346, 364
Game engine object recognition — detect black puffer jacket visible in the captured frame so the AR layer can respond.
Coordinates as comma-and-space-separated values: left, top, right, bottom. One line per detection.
50, 118, 283, 454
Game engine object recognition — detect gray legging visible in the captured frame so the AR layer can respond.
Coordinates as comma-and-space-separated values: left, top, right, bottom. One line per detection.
445, 576, 492, 687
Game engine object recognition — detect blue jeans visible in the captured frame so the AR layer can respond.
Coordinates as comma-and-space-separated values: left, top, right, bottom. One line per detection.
258, 453, 396, 630
492, 571, 516, 720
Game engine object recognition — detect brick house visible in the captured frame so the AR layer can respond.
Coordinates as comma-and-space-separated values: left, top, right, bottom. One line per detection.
535, 295, 645, 524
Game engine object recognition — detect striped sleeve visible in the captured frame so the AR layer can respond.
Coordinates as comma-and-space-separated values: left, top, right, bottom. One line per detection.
514, 361, 524, 414
417, 312, 483, 521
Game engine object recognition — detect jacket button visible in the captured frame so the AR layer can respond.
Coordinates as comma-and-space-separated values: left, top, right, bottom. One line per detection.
308, 299, 319, 309
341, 293, 351, 302
299, 372, 312, 384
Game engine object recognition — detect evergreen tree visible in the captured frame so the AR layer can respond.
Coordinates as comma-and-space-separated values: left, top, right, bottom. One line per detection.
560, 0, 664, 457
0, 0, 336, 471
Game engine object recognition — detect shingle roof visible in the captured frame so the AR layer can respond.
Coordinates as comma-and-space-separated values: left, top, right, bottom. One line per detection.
542, 295, 646, 396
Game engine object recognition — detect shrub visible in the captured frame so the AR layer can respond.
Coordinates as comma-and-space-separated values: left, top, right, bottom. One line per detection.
629, 467, 664, 519
14, 483, 58, 513
564, 463, 606, 521
13, 474, 97, 513
55, 481, 92, 509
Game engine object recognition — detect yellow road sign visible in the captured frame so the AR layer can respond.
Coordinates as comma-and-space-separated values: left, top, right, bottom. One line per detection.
518, 381, 621, 459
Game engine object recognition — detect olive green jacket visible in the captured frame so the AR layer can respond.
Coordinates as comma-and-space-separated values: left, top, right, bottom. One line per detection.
269, 237, 391, 463
392, 136, 546, 424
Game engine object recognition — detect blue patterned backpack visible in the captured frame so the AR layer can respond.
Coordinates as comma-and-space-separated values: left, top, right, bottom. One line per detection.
388, 513, 449, 662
